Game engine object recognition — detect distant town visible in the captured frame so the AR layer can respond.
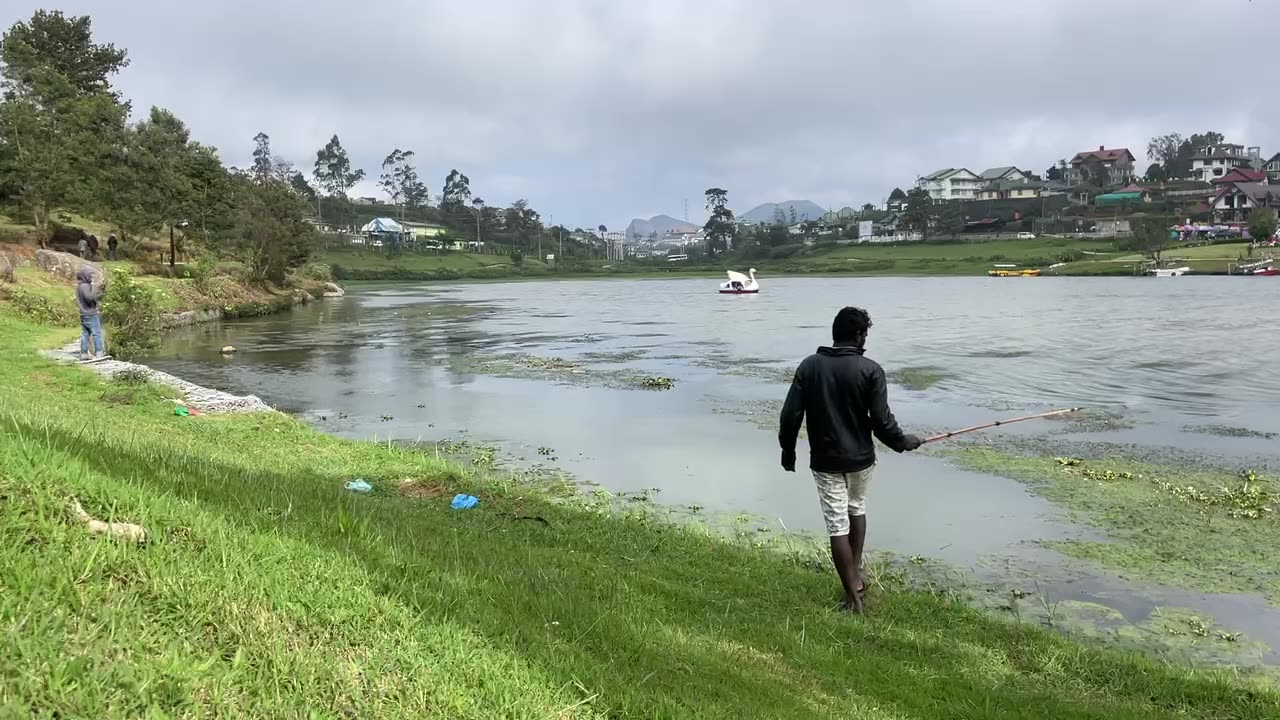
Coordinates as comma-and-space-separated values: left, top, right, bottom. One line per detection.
616, 137, 1280, 259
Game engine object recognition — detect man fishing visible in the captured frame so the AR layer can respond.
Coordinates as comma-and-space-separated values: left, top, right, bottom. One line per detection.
778, 306, 921, 613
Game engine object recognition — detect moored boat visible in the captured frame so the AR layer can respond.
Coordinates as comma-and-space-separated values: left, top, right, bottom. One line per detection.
1235, 259, 1278, 276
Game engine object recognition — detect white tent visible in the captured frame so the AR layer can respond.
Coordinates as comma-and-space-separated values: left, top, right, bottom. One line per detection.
360, 217, 404, 234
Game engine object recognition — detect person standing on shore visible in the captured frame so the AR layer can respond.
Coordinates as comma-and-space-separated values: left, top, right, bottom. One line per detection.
75, 267, 106, 360
107, 234, 118, 261
778, 306, 921, 613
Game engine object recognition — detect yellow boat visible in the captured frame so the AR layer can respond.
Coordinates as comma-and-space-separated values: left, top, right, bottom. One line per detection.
987, 268, 1041, 277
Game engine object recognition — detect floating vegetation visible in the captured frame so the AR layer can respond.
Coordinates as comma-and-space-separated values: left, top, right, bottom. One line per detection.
466, 353, 679, 391
1044, 407, 1136, 433
710, 398, 791, 434
1185, 424, 1278, 440
951, 447, 1280, 603
516, 355, 582, 372
888, 365, 948, 391
965, 349, 1033, 359
580, 349, 648, 363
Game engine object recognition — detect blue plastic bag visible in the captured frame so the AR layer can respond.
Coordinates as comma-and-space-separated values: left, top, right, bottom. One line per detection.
344, 479, 373, 494
451, 493, 479, 510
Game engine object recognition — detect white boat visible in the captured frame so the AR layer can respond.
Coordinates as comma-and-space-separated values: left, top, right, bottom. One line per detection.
1147, 266, 1191, 277
719, 268, 759, 294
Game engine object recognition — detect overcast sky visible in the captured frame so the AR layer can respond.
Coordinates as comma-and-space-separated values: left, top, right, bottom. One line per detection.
14, 1, 1279, 227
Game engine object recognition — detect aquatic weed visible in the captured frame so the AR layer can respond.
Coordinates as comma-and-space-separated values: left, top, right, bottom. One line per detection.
888, 366, 948, 391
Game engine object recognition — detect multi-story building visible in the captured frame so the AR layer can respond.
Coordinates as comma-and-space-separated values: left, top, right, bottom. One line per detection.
916, 168, 983, 202
1066, 146, 1136, 187
1266, 153, 1280, 180
975, 178, 1045, 201
1191, 144, 1261, 183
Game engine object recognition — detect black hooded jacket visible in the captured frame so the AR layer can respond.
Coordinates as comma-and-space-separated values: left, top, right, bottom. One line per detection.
778, 346, 911, 473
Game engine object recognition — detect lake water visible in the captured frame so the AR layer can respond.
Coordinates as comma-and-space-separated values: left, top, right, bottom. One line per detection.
147, 276, 1280, 661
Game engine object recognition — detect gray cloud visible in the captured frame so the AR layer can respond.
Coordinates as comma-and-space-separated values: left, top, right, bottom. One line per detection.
19, 0, 1279, 227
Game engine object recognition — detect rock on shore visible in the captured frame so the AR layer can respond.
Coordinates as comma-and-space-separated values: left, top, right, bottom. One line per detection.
45, 344, 271, 414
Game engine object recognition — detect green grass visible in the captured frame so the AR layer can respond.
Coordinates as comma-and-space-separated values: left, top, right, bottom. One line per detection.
316, 237, 1264, 281
950, 449, 1280, 604
321, 247, 527, 270
3, 308, 1279, 716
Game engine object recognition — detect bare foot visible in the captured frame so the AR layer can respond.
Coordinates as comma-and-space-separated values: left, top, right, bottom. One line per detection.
842, 592, 865, 614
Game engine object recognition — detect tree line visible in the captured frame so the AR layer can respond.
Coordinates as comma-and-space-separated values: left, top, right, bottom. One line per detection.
0, 10, 590, 277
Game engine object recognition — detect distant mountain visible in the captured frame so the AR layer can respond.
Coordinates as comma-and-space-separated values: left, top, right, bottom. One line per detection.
739, 200, 828, 225
625, 214, 700, 239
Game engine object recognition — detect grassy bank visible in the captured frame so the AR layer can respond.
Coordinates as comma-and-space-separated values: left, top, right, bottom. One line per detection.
320, 236, 1263, 281
1, 244, 333, 327
2, 291, 1279, 716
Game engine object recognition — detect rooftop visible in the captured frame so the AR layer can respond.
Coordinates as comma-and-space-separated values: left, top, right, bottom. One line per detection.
1191, 144, 1252, 161
1212, 168, 1268, 184
921, 168, 960, 181
1069, 146, 1135, 164
979, 166, 1021, 180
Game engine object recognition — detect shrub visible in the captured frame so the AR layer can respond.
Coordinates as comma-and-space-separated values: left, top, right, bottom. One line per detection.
0, 286, 75, 325
100, 269, 162, 360
184, 254, 219, 293
300, 262, 334, 282
768, 244, 805, 260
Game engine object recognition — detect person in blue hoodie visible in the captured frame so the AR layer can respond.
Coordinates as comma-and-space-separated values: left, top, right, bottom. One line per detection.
779, 306, 922, 613
75, 266, 106, 360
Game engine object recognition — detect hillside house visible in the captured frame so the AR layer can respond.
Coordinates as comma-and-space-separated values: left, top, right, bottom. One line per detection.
916, 168, 983, 202
400, 221, 449, 245
885, 188, 909, 212
1211, 182, 1280, 222
1211, 168, 1268, 185
978, 166, 1030, 183
1266, 153, 1280, 180
975, 178, 1044, 201
1066, 146, 1136, 187
1191, 144, 1261, 182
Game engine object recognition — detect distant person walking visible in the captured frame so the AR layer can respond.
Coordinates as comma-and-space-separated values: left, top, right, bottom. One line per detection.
77, 235, 89, 259
779, 306, 922, 613
107, 234, 119, 260
87, 234, 99, 261
75, 267, 106, 360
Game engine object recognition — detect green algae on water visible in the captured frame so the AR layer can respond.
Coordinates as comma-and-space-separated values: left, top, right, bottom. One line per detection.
1185, 424, 1278, 441
948, 447, 1280, 604
889, 365, 948, 391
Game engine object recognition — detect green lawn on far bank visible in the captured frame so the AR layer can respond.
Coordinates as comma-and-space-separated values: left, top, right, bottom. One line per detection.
2, 287, 1279, 717
320, 235, 1259, 280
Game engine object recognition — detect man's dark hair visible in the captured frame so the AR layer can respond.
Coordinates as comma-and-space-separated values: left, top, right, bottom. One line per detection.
832, 306, 872, 345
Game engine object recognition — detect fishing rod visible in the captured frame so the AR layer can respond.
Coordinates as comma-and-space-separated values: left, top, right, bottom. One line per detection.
922, 408, 1081, 444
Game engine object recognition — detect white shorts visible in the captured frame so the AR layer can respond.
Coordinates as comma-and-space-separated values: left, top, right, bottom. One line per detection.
812, 466, 874, 536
